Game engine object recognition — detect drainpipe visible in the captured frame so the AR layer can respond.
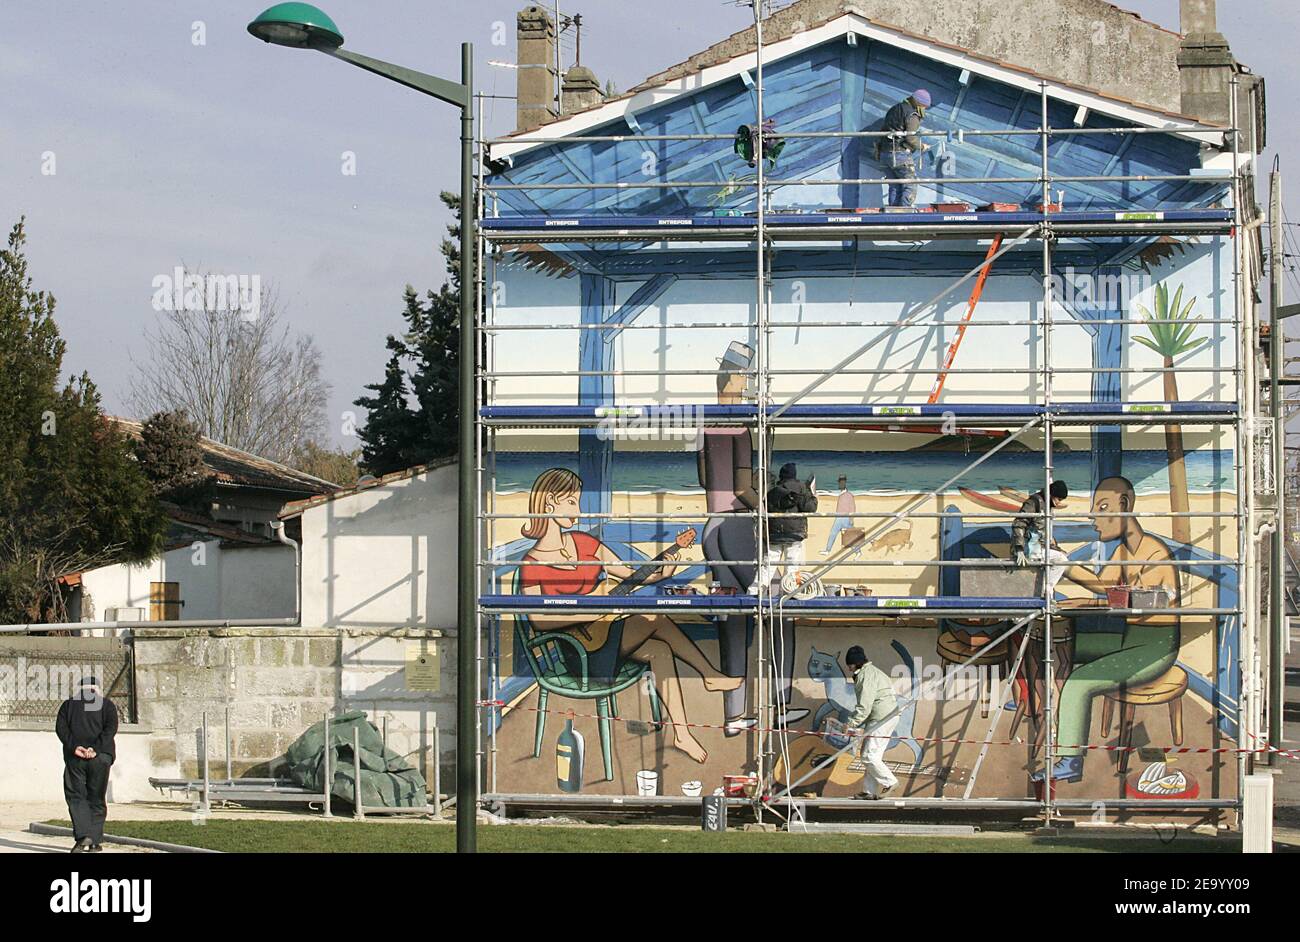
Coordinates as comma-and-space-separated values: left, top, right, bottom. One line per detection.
271, 520, 301, 626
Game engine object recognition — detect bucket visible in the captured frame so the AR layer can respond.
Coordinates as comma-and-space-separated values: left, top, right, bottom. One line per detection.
1032, 777, 1058, 801
1106, 586, 1131, 608
1130, 587, 1170, 609
723, 774, 757, 798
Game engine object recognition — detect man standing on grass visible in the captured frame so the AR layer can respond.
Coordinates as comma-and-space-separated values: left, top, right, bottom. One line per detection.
844, 646, 899, 800
55, 674, 118, 852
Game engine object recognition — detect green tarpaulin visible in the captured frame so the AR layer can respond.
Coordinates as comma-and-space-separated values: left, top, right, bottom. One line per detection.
284, 711, 426, 808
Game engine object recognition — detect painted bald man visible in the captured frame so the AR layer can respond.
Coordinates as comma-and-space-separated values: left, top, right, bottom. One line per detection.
1032, 476, 1181, 785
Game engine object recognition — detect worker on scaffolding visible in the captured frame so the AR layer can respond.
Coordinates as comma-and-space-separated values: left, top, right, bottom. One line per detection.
55, 674, 118, 853
844, 646, 899, 800
1012, 480, 1071, 597
876, 89, 932, 207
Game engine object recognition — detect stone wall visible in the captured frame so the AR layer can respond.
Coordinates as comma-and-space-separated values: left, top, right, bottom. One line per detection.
636, 0, 1187, 116
132, 626, 453, 790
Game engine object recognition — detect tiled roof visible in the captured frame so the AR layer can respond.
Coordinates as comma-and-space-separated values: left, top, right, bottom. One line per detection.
111, 417, 339, 496
159, 503, 276, 549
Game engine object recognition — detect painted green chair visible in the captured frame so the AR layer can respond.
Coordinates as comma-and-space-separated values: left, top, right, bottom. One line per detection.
510, 569, 662, 781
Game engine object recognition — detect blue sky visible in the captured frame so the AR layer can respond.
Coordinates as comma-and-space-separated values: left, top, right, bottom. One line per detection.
1, 1, 1295, 451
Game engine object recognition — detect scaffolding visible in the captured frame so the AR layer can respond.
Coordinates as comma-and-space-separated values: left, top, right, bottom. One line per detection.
470, 6, 1266, 824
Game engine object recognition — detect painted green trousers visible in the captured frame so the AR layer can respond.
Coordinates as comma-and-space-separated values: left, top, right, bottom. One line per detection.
1055, 625, 1180, 758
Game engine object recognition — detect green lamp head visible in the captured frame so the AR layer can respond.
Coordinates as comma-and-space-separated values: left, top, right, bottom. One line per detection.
247, 3, 344, 49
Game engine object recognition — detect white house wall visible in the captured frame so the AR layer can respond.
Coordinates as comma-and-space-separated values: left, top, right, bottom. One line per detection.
299, 463, 458, 630
80, 541, 294, 623
490, 241, 1236, 413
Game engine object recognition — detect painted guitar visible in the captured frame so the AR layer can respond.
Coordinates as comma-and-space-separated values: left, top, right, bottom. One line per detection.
561, 528, 699, 653
593, 527, 697, 597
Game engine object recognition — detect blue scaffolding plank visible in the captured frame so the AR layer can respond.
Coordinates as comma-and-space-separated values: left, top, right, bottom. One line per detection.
479, 594, 1045, 612
480, 208, 1233, 231
480, 402, 1238, 422
1052, 401, 1238, 416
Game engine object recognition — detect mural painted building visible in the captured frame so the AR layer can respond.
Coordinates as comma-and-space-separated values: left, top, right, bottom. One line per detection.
472, 4, 1267, 821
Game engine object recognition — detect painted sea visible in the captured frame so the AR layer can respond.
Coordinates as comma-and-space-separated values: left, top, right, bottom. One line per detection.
489, 449, 1235, 496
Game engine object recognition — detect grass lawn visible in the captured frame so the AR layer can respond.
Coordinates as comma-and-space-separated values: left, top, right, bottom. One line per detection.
51, 819, 1246, 853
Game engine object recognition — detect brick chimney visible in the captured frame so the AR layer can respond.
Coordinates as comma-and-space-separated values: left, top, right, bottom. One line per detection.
516, 6, 558, 131
561, 65, 603, 115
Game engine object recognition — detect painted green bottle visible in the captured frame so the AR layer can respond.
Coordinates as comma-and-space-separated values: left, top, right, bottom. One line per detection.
556, 719, 584, 793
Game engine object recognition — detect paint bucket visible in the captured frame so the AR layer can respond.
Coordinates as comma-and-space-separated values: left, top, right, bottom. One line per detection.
723, 774, 757, 798
1106, 586, 1131, 608
635, 770, 659, 796
1032, 777, 1058, 801
1130, 588, 1170, 609
681, 780, 702, 798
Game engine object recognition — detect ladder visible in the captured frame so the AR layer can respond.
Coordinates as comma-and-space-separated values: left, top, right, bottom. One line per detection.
928, 234, 1004, 403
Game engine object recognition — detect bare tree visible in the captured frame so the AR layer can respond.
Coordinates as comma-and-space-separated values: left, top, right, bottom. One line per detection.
129, 272, 329, 464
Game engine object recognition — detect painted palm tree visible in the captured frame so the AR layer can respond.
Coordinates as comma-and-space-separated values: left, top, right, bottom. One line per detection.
1134, 283, 1205, 546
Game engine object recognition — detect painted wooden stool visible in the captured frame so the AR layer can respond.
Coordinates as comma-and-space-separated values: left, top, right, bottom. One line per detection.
1101, 665, 1188, 773
1019, 618, 1076, 755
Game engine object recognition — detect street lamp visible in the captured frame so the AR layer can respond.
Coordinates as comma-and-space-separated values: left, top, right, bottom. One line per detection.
248, 2, 478, 854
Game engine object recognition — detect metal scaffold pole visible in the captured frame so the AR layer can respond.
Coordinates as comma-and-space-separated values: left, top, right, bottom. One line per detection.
1039, 81, 1057, 826
751, 0, 773, 812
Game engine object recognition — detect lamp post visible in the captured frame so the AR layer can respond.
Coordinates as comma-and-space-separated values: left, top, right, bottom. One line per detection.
248, 2, 478, 853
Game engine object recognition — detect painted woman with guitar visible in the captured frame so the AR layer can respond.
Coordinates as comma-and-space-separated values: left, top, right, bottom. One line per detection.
518, 468, 742, 764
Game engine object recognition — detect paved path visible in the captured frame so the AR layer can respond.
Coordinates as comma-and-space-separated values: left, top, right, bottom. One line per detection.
0, 802, 162, 854
0, 827, 158, 853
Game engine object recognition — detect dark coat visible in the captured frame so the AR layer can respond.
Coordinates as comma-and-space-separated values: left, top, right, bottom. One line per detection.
56, 692, 119, 763
1011, 492, 1047, 556
878, 99, 924, 157
767, 477, 818, 545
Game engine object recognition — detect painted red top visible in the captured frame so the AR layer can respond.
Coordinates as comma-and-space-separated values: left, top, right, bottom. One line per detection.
519, 532, 603, 595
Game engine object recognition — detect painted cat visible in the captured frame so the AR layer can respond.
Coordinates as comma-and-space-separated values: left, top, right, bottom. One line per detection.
806, 640, 923, 769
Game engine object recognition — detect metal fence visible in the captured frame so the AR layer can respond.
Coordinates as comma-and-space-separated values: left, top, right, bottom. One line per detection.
0, 635, 134, 725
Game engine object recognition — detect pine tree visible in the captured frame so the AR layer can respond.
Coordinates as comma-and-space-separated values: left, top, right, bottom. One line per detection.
0, 219, 167, 622
354, 346, 422, 475
354, 191, 464, 476
135, 409, 211, 509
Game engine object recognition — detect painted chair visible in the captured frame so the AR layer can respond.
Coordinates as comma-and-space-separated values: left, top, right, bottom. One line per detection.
1100, 665, 1188, 773
510, 569, 663, 782
936, 627, 1011, 719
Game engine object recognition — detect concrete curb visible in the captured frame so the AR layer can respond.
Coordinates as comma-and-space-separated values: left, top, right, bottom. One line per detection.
28, 822, 222, 854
